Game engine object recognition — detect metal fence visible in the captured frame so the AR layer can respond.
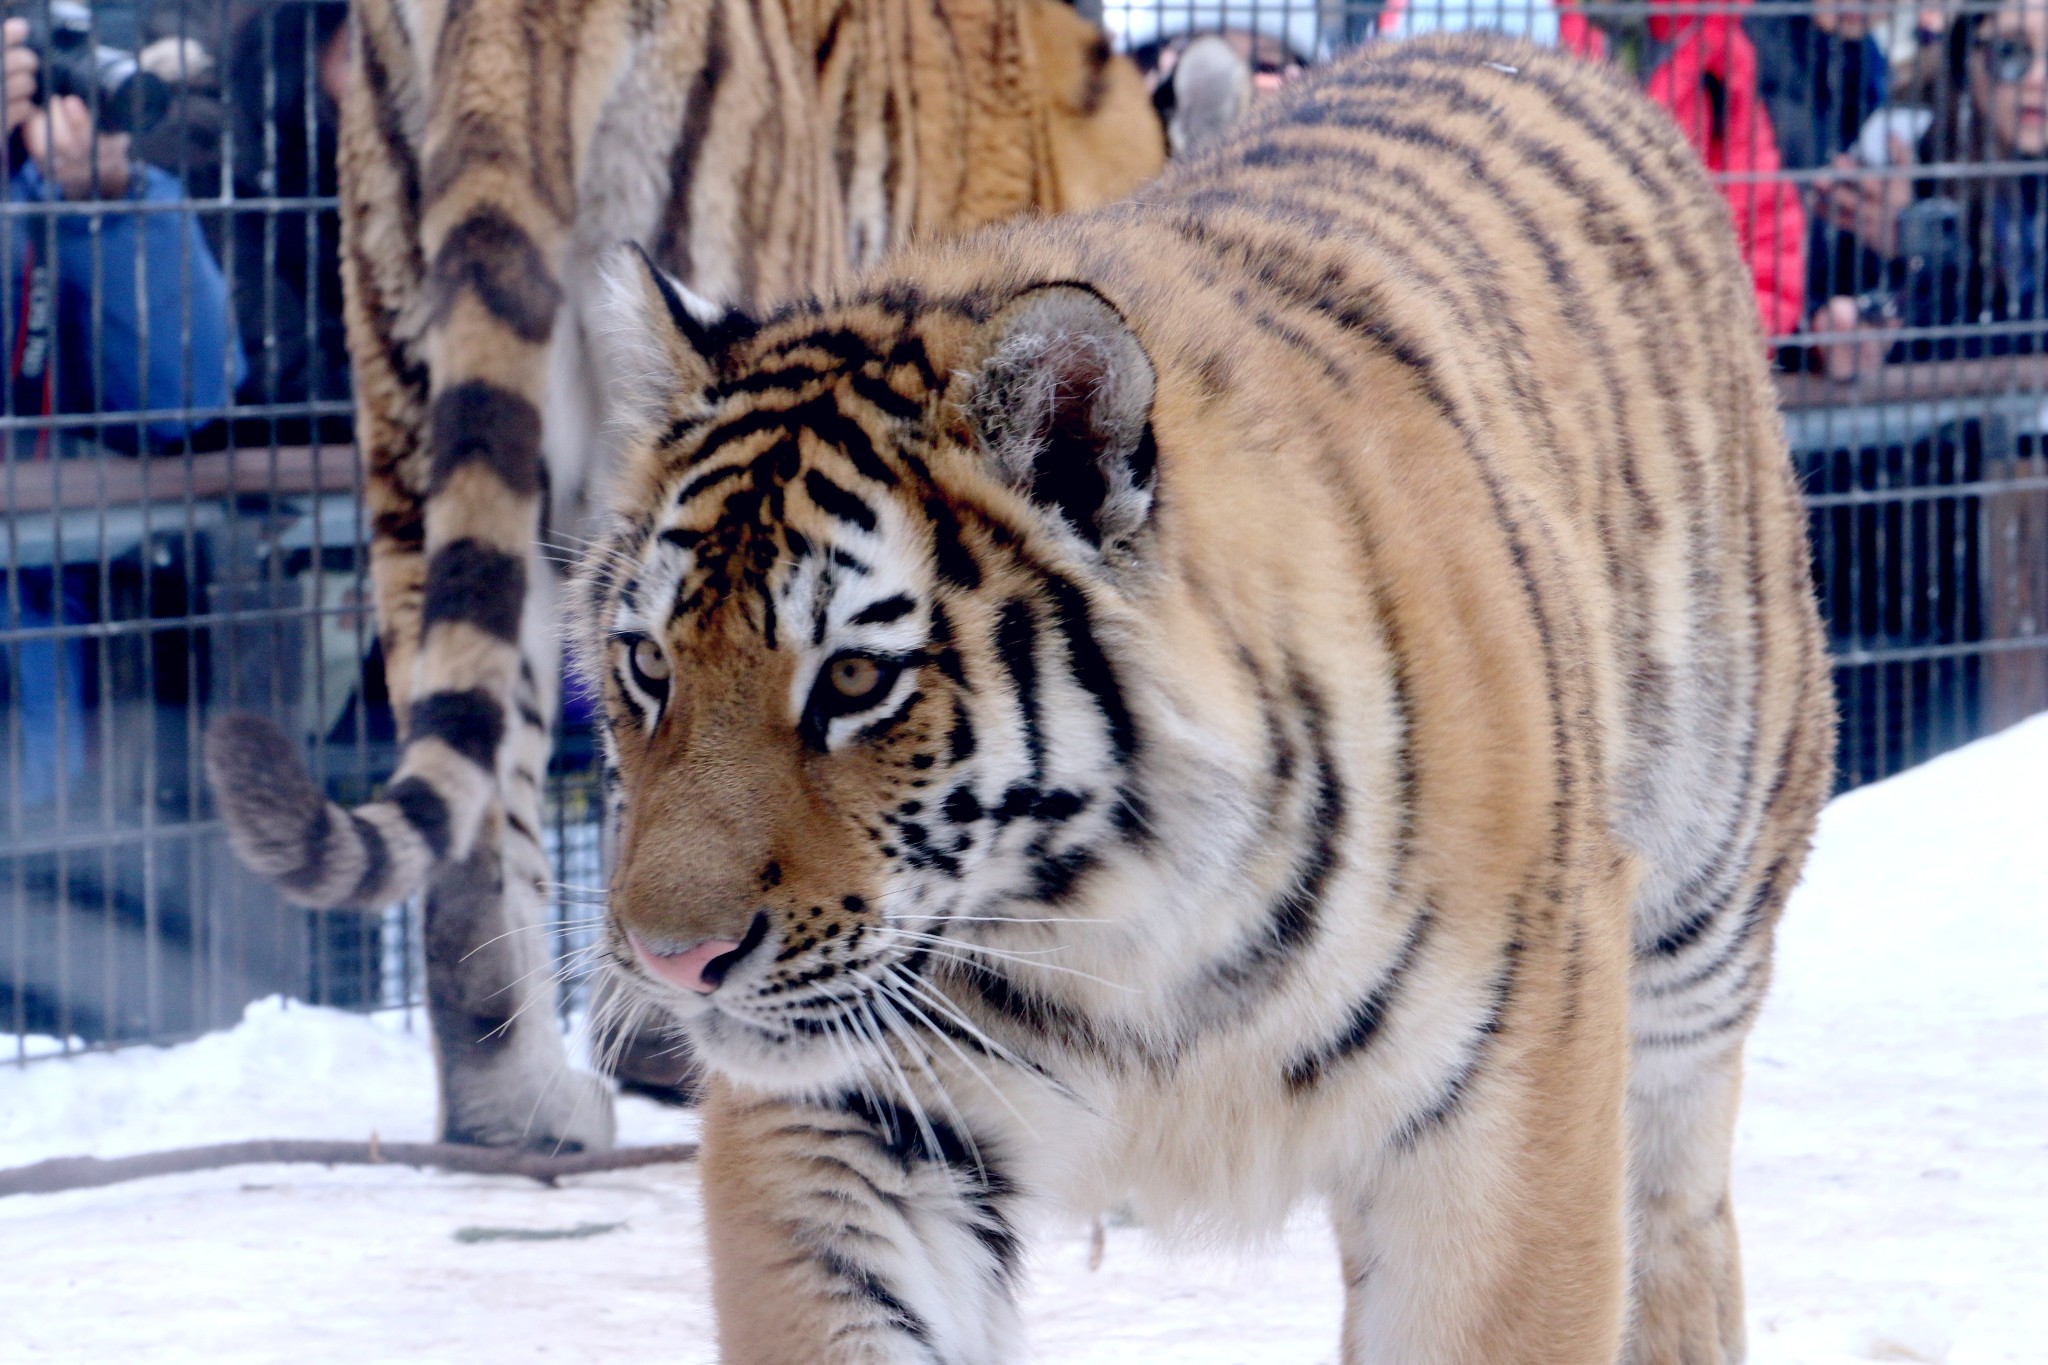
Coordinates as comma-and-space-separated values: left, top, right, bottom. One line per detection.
4, 0, 2045, 1060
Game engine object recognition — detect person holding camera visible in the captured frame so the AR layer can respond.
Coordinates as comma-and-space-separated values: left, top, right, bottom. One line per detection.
1912, 0, 2048, 355
1806, 0, 2048, 374
3, 14, 242, 453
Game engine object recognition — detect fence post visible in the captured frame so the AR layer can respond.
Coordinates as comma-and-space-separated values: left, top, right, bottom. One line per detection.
1983, 449, 2048, 733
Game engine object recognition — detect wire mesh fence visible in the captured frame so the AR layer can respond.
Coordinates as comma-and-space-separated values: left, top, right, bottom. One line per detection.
3, 0, 2044, 1060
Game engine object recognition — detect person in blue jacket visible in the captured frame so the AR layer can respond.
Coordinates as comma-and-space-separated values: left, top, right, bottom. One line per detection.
4, 15, 245, 455
2, 14, 245, 814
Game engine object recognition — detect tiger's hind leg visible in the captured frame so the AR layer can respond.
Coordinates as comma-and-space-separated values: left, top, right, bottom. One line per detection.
420, 562, 614, 1151
1625, 860, 1802, 1362
1624, 870, 1799, 1364
1623, 1039, 1748, 1364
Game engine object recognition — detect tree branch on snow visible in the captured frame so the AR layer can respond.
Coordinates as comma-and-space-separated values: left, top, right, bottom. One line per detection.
0, 1138, 699, 1198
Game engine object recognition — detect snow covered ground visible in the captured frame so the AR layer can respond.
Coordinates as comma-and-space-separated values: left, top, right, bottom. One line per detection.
3, 715, 2044, 1364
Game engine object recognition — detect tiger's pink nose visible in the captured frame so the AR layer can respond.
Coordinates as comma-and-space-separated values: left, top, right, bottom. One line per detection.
630, 933, 743, 994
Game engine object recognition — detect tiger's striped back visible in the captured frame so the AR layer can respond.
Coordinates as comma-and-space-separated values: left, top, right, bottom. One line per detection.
575, 34, 1832, 1362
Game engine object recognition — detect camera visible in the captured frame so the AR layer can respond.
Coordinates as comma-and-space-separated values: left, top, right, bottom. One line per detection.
7, 1, 169, 136
1895, 196, 1965, 331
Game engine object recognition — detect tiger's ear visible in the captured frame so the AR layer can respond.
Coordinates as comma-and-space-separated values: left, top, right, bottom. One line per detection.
965, 283, 1158, 554
594, 243, 750, 434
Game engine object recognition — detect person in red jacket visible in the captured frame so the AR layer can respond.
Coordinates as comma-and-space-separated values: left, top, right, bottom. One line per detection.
1560, 1, 1810, 341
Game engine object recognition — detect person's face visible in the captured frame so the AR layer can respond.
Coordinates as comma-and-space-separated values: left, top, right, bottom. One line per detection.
1975, 0, 2048, 157
1814, 0, 1873, 41
317, 22, 352, 107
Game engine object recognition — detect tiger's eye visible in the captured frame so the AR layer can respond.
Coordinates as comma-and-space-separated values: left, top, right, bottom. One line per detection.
829, 655, 883, 700
632, 637, 671, 682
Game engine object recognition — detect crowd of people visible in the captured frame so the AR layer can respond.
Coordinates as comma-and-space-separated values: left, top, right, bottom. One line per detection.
1557, 0, 2048, 376
0, 0, 2043, 461
1124, 0, 2048, 380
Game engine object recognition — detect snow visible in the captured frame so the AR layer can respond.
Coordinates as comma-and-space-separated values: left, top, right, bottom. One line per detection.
3, 715, 2045, 1364
0, 1000, 697, 1169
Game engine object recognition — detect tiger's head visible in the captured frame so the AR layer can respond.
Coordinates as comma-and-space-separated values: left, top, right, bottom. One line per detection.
576, 248, 1160, 1090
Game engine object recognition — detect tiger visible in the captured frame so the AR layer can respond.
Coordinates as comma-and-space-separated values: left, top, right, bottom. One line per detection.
204, 0, 1178, 1150
569, 31, 1835, 1364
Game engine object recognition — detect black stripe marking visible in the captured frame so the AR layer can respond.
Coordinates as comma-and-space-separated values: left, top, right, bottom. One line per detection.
651, 1, 723, 284
1042, 575, 1136, 762
676, 461, 746, 507
803, 403, 899, 487
274, 802, 333, 897
968, 1177, 1023, 1288
354, 24, 422, 212
808, 1247, 932, 1346
1365, 49, 1689, 208
850, 594, 915, 626
1392, 932, 1522, 1151
993, 601, 1042, 778
1029, 845, 1097, 903
408, 689, 506, 769
372, 506, 424, 552
706, 366, 921, 430
1645, 862, 1785, 999
829, 1087, 1018, 1283
1268, 92, 1665, 768
925, 498, 981, 589
804, 470, 878, 531
426, 209, 560, 344
857, 690, 922, 745
837, 1088, 974, 1170
678, 395, 893, 482
421, 539, 526, 642
947, 702, 977, 763
385, 776, 452, 860
1283, 908, 1432, 1092
951, 958, 1106, 1059
1644, 898, 1724, 959
612, 676, 649, 733
1170, 177, 1584, 922
346, 812, 392, 904
1634, 987, 1767, 1051
428, 382, 545, 498
1206, 672, 1344, 990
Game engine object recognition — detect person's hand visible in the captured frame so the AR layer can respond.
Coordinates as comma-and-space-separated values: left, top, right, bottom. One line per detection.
22, 94, 132, 200
1814, 144, 1914, 258
1810, 294, 1893, 383
4, 18, 38, 139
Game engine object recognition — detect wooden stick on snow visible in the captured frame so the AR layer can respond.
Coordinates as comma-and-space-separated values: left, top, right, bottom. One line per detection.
0, 1138, 699, 1198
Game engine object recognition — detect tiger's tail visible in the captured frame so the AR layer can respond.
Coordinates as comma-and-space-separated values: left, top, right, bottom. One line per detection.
206, 659, 550, 911
207, 0, 608, 910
